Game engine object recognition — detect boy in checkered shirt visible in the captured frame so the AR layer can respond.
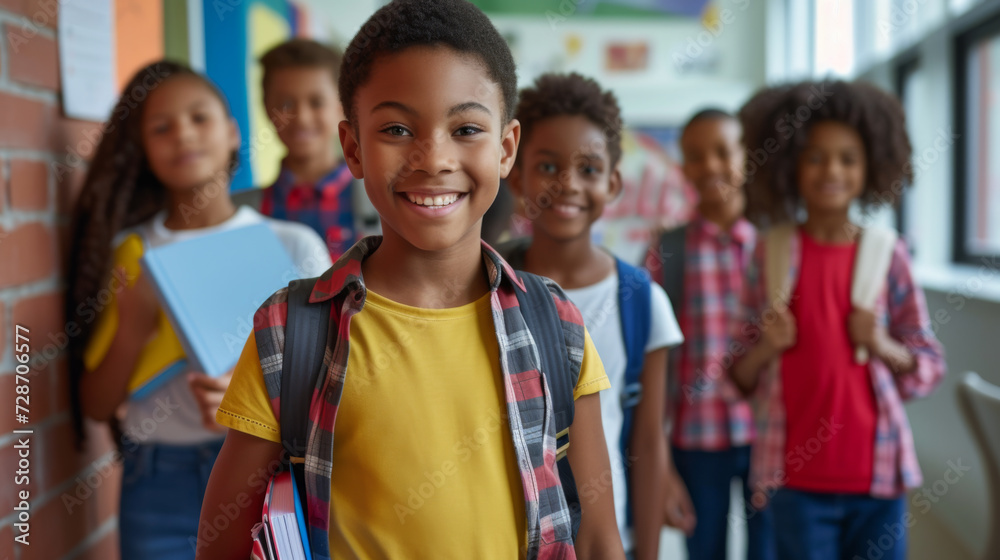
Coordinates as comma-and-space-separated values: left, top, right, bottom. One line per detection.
646, 109, 775, 560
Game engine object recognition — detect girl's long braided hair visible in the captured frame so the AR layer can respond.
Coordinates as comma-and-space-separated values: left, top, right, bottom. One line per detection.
65, 61, 235, 445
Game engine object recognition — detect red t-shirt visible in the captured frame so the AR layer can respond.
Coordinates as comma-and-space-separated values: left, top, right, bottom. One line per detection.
780, 231, 877, 494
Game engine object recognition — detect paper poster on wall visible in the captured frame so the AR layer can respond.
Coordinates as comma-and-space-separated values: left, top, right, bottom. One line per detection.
59, 0, 117, 122
605, 41, 649, 72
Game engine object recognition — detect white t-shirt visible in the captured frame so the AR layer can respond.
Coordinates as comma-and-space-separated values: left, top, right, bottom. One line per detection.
117, 206, 332, 445
563, 270, 683, 552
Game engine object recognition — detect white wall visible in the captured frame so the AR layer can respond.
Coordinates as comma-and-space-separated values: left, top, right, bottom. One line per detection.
298, 0, 768, 126
489, 0, 767, 125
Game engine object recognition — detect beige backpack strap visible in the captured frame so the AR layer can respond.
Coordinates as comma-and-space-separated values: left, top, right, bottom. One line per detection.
764, 223, 796, 312
851, 225, 898, 363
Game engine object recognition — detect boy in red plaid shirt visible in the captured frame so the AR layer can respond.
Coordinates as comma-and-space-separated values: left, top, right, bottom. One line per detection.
257, 39, 377, 260
646, 109, 775, 560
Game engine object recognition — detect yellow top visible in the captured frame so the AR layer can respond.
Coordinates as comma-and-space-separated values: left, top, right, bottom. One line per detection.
218, 288, 609, 559
83, 233, 186, 395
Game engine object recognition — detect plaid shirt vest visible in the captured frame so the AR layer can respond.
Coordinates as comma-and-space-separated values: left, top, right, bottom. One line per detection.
253, 236, 581, 560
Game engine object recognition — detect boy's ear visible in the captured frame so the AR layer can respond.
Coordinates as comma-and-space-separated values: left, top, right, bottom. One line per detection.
339, 120, 364, 179
498, 118, 521, 179
608, 165, 624, 199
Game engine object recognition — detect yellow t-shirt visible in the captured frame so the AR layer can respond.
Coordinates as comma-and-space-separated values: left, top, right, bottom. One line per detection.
218, 288, 609, 559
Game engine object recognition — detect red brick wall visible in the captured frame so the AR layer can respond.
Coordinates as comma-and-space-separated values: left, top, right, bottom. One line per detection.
0, 2, 121, 559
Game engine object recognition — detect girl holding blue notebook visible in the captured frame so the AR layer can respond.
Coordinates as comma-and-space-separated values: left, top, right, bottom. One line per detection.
64, 61, 331, 559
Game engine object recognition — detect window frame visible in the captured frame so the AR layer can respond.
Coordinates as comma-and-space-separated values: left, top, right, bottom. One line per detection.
953, 13, 1000, 264
893, 54, 921, 239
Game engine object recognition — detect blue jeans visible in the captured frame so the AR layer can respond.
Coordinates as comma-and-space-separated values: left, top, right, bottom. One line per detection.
119, 439, 224, 559
672, 445, 776, 560
771, 488, 907, 560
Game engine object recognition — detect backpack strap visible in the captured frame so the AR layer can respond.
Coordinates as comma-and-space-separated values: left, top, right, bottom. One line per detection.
851, 225, 898, 363
656, 226, 687, 432
658, 226, 687, 323
276, 278, 334, 505
513, 271, 583, 540
615, 257, 652, 529
763, 223, 796, 309
278, 278, 333, 459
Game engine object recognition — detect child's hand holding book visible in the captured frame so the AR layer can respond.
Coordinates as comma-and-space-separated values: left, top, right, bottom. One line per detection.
188, 369, 234, 432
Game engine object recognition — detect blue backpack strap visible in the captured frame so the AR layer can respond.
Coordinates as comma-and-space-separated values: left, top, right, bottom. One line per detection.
615, 257, 653, 529
513, 271, 583, 540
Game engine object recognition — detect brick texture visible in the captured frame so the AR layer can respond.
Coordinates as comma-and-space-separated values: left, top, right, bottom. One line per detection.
10, 158, 48, 211
5, 24, 59, 90
0, 223, 57, 288
0, 91, 53, 151
12, 291, 64, 362
0, 2, 120, 557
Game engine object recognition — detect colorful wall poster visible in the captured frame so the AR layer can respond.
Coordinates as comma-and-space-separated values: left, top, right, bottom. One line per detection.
202, 0, 292, 191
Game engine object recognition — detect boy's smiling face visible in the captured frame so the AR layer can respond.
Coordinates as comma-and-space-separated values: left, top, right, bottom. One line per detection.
265, 66, 342, 162
339, 46, 519, 253
508, 114, 621, 243
680, 117, 744, 207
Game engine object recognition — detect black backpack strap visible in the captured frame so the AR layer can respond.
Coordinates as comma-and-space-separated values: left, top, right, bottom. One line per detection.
658, 225, 687, 322
513, 271, 582, 539
279, 278, 333, 501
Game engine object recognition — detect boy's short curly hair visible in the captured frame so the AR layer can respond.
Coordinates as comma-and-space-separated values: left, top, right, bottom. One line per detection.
260, 38, 342, 94
338, 0, 517, 126
738, 80, 913, 226
515, 72, 623, 166
681, 107, 736, 136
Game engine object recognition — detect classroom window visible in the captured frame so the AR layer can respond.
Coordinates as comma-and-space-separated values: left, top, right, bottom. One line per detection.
813, 0, 855, 76
894, 57, 921, 245
956, 17, 1000, 263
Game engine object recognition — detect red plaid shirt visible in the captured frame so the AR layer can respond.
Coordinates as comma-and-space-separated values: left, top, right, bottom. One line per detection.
252, 236, 584, 559
646, 216, 758, 450
260, 162, 357, 260
738, 230, 946, 503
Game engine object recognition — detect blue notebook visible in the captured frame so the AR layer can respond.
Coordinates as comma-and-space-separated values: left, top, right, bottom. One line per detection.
140, 223, 301, 377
